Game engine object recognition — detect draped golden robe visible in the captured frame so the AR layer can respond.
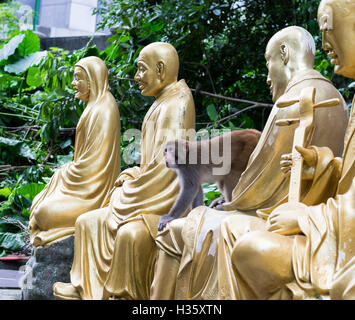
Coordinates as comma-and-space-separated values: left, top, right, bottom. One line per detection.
155, 69, 349, 299
29, 56, 121, 247
69, 79, 195, 299
231, 98, 355, 300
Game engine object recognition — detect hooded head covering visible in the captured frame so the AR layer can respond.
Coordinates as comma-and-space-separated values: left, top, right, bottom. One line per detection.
75, 56, 110, 105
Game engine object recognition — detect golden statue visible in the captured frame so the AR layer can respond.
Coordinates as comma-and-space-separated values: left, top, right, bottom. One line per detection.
29, 56, 121, 247
150, 26, 349, 300
53, 42, 196, 300
225, 0, 355, 300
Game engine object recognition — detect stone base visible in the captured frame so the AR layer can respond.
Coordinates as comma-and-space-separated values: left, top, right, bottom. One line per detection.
21, 236, 74, 300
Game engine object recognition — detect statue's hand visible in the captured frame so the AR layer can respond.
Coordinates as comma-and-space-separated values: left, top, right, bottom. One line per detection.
280, 145, 317, 180
158, 215, 175, 231
266, 202, 308, 235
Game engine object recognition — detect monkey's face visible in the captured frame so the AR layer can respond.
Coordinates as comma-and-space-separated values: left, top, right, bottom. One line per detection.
164, 141, 188, 169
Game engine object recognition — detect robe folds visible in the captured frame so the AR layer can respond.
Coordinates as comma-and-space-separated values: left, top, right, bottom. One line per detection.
154, 69, 349, 299
229, 100, 355, 300
289, 101, 355, 299
29, 56, 121, 247
70, 79, 195, 299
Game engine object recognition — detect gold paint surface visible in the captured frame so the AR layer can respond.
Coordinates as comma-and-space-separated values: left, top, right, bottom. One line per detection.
29, 56, 121, 247
53, 43, 196, 300
152, 26, 349, 300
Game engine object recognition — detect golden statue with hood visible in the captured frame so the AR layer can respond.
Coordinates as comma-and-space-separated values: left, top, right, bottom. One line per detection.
227, 0, 355, 300
29, 56, 121, 248
150, 26, 349, 300
53, 42, 196, 300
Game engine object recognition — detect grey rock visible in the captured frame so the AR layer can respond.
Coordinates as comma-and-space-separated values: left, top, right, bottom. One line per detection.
21, 236, 74, 300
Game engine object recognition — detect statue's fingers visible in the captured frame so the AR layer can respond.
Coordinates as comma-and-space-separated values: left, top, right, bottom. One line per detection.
267, 223, 279, 232
280, 159, 292, 168
295, 145, 316, 165
281, 153, 292, 161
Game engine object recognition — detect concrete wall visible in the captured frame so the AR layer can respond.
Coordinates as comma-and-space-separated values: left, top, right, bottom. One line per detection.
17, 0, 109, 37
37, 0, 71, 29
68, 0, 98, 33
39, 34, 111, 52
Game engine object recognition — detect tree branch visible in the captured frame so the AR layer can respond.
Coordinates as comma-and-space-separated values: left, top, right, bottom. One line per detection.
114, 76, 274, 108
190, 88, 273, 107
204, 104, 272, 129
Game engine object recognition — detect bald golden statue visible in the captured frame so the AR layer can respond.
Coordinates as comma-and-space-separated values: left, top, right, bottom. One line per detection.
29, 56, 121, 247
228, 0, 355, 300
53, 42, 196, 300
150, 26, 349, 300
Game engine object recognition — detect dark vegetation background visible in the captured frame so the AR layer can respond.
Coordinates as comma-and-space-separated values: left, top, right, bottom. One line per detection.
0, 0, 353, 256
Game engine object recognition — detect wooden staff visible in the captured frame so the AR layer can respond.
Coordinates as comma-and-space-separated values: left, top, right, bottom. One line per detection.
276, 87, 340, 203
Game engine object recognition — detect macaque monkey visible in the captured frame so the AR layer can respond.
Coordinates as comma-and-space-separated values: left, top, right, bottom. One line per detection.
158, 129, 261, 231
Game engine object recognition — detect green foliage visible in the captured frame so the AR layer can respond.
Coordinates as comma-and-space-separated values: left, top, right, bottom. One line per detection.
95, 0, 353, 132
0, 1, 21, 42
202, 183, 221, 206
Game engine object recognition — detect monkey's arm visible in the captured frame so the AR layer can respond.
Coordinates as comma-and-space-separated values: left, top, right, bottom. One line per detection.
158, 171, 201, 231
192, 186, 203, 208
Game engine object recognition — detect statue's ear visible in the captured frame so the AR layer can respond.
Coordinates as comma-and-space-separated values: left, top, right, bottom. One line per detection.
156, 61, 165, 80
280, 43, 289, 65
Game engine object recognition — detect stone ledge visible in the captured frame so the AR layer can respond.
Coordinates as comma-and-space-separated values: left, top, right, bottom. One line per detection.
21, 236, 74, 300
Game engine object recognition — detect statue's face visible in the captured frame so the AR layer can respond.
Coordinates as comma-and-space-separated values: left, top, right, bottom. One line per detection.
72, 67, 90, 102
134, 51, 164, 97
318, 0, 355, 78
265, 42, 289, 103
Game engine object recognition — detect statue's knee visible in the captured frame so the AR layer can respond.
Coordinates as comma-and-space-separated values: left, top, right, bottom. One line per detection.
231, 231, 268, 271
117, 222, 150, 245
33, 203, 51, 231
75, 213, 89, 229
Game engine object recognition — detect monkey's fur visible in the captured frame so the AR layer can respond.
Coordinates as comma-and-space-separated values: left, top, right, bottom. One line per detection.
158, 129, 261, 231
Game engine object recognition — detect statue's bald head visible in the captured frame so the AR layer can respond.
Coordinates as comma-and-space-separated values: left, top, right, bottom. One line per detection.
266, 26, 315, 69
135, 42, 179, 97
139, 42, 179, 80
265, 26, 315, 102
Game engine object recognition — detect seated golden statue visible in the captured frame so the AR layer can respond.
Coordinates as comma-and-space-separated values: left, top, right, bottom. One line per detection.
29, 56, 121, 247
229, 0, 355, 300
53, 42, 196, 300
150, 26, 349, 299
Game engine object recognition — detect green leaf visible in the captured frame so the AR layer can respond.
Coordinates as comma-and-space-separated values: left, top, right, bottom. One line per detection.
59, 138, 72, 149
17, 30, 40, 57
0, 187, 12, 198
26, 66, 43, 87
0, 33, 25, 63
16, 183, 45, 201
5, 51, 47, 74
57, 150, 74, 166
0, 219, 21, 233
0, 232, 25, 251
205, 190, 221, 201
16, 143, 36, 160
206, 104, 219, 121
0, 136, 21, 147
